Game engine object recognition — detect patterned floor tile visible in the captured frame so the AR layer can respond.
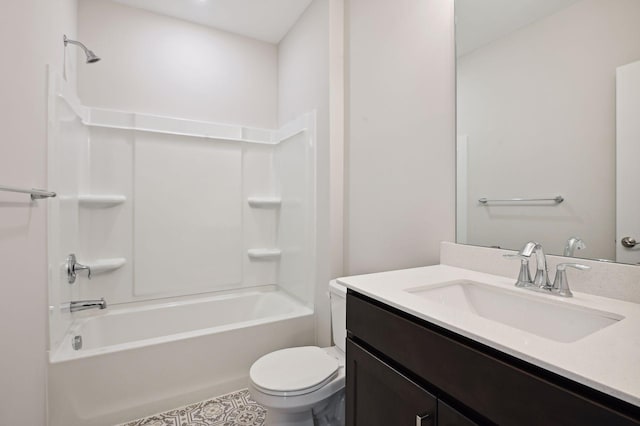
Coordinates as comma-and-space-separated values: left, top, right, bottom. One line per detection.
120, 389, 266, 426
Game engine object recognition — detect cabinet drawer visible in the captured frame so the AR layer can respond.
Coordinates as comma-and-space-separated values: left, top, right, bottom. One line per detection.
347, 292, 640, 426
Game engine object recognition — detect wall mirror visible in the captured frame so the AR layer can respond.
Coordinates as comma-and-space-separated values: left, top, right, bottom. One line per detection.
455, 0, 640, 264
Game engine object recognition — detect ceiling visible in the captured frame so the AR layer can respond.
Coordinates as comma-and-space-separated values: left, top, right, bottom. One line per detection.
456, 0, 583, 56
110, 0, 313, 43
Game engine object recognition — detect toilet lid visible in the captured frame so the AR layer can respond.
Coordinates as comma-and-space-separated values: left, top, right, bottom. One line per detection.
250, 346, 340, 396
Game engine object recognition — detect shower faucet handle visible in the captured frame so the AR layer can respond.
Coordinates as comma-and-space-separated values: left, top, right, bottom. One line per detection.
66, 253, 92, 284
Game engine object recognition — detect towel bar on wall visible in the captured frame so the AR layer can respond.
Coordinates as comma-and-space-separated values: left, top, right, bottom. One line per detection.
0, 184, 57, 200
478, 195, 564, 205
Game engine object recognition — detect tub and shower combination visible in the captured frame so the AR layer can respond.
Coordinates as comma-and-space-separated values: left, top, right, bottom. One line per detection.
48, 288, 314, 426
47, 74, 318, 425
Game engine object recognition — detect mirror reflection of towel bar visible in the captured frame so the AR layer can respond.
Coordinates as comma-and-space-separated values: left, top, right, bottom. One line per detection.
0, 184, 57, 200
479, 196, 564, 205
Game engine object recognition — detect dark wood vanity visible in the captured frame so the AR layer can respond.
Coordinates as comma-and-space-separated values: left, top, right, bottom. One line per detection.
346, 290, 640, 425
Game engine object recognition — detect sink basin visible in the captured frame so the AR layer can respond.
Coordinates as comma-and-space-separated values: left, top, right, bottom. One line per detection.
406, 280, 623, 343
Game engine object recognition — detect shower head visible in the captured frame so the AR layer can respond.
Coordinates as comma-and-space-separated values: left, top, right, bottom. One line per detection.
64, 35, 101, 64
85, 50, 101, 64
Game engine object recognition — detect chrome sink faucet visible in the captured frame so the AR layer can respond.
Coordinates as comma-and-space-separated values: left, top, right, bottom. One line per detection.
505, 242, 590, 298
517, 241, 551, 289
69, 298, 107, 313
564, 237, 586, 257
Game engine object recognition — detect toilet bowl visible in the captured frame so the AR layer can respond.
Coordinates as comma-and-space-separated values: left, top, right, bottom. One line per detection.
248, 281, 347, 426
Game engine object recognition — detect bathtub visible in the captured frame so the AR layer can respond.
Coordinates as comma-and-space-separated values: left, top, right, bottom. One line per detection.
48, 287, 315, 426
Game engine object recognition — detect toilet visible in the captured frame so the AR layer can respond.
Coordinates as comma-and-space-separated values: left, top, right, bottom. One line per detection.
248, 280, 347, 426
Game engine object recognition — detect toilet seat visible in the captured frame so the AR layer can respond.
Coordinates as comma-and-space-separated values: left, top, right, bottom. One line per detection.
250, 346, 340, 397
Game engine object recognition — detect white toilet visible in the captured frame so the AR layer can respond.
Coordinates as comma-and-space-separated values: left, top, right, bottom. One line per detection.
248, 280, 347, 426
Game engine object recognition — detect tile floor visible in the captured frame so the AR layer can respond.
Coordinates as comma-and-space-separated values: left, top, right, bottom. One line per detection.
120, 389, 266, 426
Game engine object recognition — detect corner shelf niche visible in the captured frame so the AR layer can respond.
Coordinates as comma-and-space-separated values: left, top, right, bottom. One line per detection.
247, 249, 282, 260
78, 194, 127, 208
247, 196, 281, 208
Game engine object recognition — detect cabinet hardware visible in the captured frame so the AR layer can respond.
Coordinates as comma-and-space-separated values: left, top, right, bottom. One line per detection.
416, 412, 433, 426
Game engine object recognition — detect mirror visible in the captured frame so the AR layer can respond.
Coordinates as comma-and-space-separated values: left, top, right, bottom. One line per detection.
455, 0, 640, 264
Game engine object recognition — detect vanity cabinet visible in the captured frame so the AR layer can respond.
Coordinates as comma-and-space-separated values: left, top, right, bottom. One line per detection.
346, 290, 640, 426
347, 339, 476, 425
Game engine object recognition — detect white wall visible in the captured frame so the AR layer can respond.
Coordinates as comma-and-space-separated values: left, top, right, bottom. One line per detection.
0, 0, 77, 424
277, 0, 334, 346
77, 0, 278, 128
329, 0, 345, 281
345, 0, 456, 275
458, 0, 640, 260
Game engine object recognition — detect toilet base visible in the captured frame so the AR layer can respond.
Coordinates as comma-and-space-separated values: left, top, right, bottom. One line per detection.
262, 389, 345, 426
265, 408, 314, 426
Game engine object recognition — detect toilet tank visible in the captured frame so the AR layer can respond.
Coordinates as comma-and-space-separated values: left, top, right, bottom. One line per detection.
329, 280, 347, 353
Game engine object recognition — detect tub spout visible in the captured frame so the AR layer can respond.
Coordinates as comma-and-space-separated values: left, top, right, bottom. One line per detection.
69, 298, 107, 313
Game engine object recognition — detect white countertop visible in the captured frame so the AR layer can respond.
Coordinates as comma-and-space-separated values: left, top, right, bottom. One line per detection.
337, 264, 640, 407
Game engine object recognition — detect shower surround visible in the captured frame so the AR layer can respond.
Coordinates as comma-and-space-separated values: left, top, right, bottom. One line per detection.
46, 72, 317, 426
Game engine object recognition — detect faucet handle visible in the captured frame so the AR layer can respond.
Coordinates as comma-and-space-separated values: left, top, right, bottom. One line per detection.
503, 254, 533, 287
557, 263, 591, 272
66, 253, 92, 284
74, 262, 92, 279
552, 263, 591, 297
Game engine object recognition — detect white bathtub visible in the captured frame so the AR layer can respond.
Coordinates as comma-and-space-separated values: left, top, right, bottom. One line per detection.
48, 288, 315, 426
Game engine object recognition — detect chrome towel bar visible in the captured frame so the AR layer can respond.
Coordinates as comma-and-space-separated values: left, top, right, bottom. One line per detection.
0, 184, 57, 200
479, 195, 564, 205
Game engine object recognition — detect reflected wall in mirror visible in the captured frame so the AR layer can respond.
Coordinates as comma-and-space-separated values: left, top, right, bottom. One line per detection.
455, 0, 640, 264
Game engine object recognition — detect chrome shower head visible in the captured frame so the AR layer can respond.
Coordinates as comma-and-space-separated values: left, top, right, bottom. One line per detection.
85, 49, 101, 64
64, 35, 101, 64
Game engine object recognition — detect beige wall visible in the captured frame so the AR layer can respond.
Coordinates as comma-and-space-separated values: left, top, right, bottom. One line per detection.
77, 0, 279, 128
458, 0, 640, 259
345, 0, 456, 275
0, 0, 77, 424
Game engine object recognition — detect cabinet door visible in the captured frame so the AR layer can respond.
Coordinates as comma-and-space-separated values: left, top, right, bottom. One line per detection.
438, 401, 478, 426
346, 339, 437, 426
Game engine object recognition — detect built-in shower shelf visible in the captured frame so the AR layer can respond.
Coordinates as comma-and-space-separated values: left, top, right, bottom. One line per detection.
247, 197, 282, 208
87, 258, 127, 274
78, 194, 127, 207
247, 249, 282, 260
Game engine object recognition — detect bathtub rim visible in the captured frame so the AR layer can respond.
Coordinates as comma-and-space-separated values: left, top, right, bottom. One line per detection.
49, 286, 313, 364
